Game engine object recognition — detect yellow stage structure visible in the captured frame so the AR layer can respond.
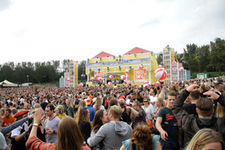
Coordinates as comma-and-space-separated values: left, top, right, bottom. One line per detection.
86, 47, 158, 85
163, 45, 176, 83
68, 60, 78, 87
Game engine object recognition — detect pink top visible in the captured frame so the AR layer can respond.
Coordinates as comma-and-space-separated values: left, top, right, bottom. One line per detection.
26, 136, 90, 150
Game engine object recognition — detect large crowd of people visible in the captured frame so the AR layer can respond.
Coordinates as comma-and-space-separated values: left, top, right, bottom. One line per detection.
0, 76, 225, 150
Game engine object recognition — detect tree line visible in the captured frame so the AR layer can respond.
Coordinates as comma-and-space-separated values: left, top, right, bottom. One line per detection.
1, 38, 224, 84
0, 60, 86, 84
158, 37, 225, 74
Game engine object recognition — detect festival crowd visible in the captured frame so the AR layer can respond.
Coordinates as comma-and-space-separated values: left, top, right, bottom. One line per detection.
0, 77, 225, 150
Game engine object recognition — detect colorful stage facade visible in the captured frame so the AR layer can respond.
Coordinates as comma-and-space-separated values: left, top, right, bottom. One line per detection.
86, 47, 159, 85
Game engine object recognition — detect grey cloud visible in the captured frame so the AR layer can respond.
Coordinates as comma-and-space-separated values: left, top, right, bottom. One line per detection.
0, 0, 14, 11
185, 1, 225, 35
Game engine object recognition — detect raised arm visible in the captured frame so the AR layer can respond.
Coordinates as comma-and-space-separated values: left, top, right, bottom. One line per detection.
172, 84, 199, 124
204, 90, 225, 106
1, 115, 33, 135
127, 106, 139, 117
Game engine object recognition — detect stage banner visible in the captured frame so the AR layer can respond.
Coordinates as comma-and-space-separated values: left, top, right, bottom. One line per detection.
94, 72, 104, 80
134, 69, 146, 82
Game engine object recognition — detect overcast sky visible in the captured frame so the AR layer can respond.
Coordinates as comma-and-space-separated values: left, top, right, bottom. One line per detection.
0, 0, 224, 64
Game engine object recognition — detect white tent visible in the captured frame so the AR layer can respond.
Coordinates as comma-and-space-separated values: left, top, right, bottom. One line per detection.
0, 80, 19, 87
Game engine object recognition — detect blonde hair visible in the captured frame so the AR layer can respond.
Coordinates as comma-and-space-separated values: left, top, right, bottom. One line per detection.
94, 97, 102, 111
157, 97, 165, 107
78, 100, 86, 109
109, 105, 122, 119
33, 103, 41, 109
31, 103, 41, 114
199, 84, 211, 93
76, 107, 90, 123
216, 103, 225, 118
67, 98, 74, 107
186, 128, 224, 150
55, 105, 65, 115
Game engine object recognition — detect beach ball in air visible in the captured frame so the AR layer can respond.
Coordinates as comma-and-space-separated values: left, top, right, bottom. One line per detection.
155, 68, 167, 80
108, 82, 112, 86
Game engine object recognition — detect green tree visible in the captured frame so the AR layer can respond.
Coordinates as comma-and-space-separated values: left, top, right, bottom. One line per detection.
175, 52, 184, 64
210, 38, 225, 72
196, 45, 210, 72
78, 61, 86, 81
157, 53, 163, 65
0, 63, 14, 81
183, 44, 198, 72
52, 60, 60, 71
14, 63, 26, 83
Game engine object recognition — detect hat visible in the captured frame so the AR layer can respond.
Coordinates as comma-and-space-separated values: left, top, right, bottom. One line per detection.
14, 110, 29, 118
118, 95, 125, 100
86, 97, 92, 105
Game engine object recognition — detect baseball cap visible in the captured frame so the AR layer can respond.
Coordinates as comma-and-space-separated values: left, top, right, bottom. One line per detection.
86, 97, 92, 105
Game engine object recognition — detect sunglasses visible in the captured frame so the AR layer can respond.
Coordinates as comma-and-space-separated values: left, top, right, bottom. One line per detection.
143, 101, 148, 102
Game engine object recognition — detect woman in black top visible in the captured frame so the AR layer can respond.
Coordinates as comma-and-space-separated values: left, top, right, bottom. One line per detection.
76, 107, 91, 144
118, 99, 131, 125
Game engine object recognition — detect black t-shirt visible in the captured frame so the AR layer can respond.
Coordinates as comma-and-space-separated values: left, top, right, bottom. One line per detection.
120, 110, 131, 125
79, 121, 91, 143
157, 107, 178, 141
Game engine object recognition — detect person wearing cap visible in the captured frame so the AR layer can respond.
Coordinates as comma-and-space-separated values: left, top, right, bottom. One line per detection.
86, 97, 96, 122
11, 110, 31, 150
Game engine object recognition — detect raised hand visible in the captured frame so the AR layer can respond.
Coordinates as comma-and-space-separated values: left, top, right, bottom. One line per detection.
203, 90, 220, 100
187, 84, 199, 92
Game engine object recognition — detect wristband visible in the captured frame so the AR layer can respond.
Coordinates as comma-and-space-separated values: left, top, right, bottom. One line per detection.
33, 123, 39, 127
